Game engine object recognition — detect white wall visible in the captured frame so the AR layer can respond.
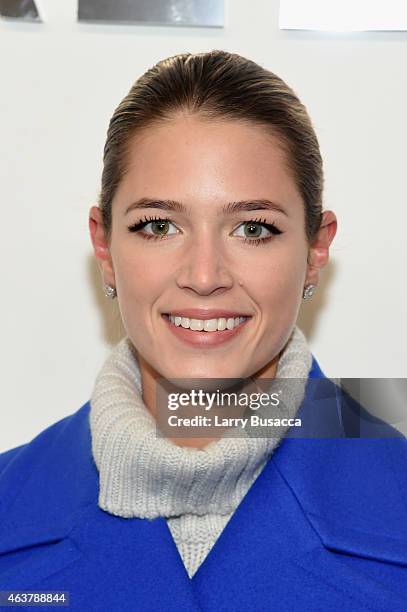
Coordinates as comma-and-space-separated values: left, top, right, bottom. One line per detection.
1, 0, 406, 452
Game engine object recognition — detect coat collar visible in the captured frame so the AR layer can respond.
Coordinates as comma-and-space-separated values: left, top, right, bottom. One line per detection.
1, 357, 406, 610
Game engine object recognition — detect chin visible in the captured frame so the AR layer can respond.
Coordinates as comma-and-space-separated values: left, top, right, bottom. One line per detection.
162, 363, 246, 388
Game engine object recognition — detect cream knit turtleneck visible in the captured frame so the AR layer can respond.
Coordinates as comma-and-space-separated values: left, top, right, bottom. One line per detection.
89, 326, 312, 578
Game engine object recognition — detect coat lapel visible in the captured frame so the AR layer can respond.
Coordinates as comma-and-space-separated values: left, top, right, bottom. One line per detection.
0, 404, 201, 611
0, 506, 201, 611
191, 377, 407, 611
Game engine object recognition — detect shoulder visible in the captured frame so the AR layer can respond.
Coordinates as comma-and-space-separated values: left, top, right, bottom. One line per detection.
283, 357, 407, 526
0, 444, 24, 476
0, 401, 90, 466
0, 401, 95, 524
308, 355, 405, 440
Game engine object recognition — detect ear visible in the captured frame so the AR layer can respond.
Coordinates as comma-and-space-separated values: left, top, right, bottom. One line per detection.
305, 210, 337, 287
88, 205, 116, 287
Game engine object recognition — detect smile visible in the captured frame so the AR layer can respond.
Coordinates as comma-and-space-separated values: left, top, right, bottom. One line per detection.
166, 314, 248, 332
161, 313, 252, 347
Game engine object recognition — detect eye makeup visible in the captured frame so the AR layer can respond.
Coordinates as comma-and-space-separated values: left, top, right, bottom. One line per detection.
127, 215, 283, 246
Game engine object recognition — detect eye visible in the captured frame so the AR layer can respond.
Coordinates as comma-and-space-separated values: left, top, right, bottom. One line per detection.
127, 216, 179, 241
233, 218, 283, 245
127, 215, 283, 245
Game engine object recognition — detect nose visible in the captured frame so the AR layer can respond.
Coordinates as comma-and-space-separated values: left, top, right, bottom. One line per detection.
175, 231, 234, 296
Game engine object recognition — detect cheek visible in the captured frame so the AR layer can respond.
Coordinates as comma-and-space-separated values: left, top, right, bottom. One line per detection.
113, 251, 161, 355
257, 276, 302, 332
244, 241, 307, 306
111, 245, 164, 317
251, 249, 307, 355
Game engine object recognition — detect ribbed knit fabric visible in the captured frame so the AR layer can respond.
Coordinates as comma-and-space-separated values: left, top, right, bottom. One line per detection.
89, 325, 312, 578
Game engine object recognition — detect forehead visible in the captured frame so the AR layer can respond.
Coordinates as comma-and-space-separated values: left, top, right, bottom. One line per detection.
114, 115, 303, 214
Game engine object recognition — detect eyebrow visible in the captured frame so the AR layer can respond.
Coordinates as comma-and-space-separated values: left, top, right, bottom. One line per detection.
124, 198, 289, 217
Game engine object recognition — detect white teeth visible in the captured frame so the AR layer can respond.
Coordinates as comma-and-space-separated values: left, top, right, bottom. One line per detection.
203, 319, 218, 332
167, 315, 248, 332
217, 318, 227, 331
190, 319, 204, 331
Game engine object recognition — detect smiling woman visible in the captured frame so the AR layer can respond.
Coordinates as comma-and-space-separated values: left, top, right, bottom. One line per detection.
94, 113, 315, 379
0, 50, 406, 611
88, 53, 337, 400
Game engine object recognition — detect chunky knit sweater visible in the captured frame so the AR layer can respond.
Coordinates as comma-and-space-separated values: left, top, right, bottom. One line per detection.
89, 326, 312, 578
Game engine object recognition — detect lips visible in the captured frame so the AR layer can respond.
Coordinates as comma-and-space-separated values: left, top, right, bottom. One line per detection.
162, 309, 252, 319
161, 312, 251, 348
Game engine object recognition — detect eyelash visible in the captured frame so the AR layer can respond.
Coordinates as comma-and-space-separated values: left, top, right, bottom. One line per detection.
126, 215, 283, 246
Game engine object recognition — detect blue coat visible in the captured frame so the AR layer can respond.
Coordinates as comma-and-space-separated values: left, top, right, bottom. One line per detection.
0, 358, 406, 611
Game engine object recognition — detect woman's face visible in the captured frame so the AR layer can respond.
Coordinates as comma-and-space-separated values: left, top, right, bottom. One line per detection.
92, 115, 318, 387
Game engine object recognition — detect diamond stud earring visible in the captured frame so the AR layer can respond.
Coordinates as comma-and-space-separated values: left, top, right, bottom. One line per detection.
302, 284, 316, 300
103, 284, 117, 299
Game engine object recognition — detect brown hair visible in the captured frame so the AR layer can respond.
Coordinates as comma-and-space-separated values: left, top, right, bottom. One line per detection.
98, 50, 323, 245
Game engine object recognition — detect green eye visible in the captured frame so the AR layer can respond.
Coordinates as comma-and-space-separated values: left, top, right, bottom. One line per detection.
234, 219, 283, 241
127, 215, 283, 245
243, 222, 263, 238
150, 220, 170, 235
127, 216, 179, 240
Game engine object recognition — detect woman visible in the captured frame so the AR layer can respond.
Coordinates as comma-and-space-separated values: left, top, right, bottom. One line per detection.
0, 50, 406, 611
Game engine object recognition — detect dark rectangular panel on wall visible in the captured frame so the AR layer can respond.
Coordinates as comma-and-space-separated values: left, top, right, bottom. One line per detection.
0, 0, 41, 21
78, 0, 224, 27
